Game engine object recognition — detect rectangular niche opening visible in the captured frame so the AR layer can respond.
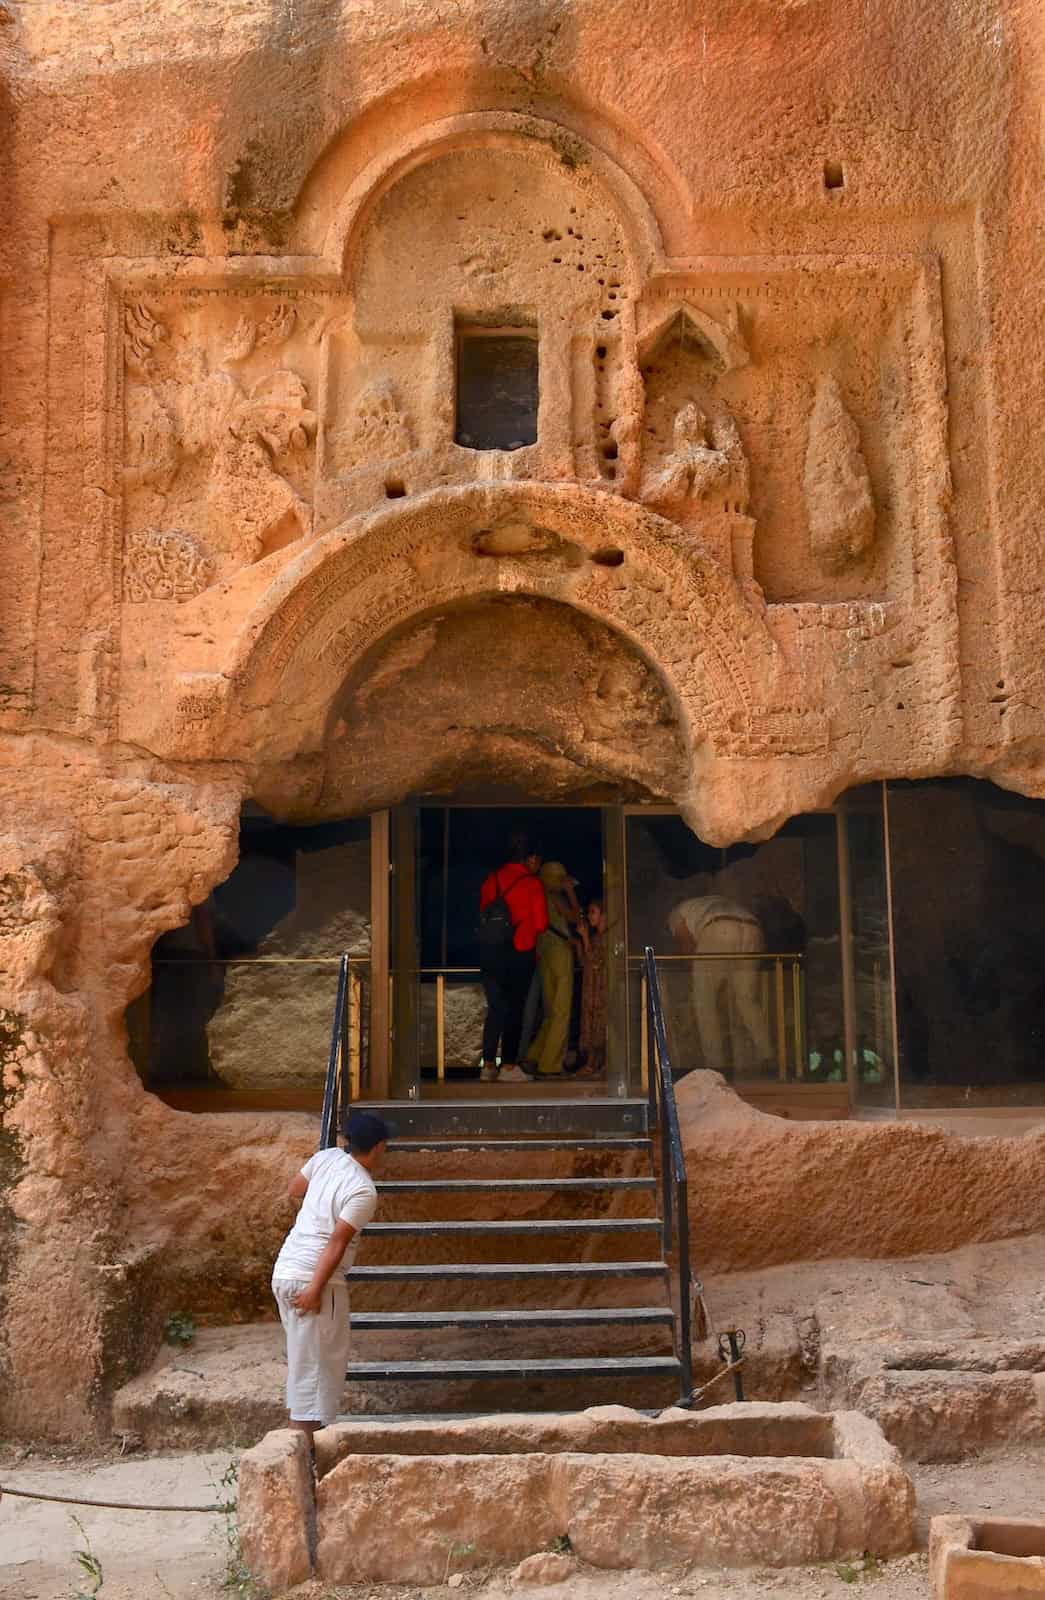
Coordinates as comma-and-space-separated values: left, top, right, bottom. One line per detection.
455, 315, 538, 451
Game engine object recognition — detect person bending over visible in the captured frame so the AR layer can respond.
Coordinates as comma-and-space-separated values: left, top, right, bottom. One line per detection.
271, 1109, 393, 1446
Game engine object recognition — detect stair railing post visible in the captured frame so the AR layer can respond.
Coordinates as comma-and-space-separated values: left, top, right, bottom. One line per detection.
675, 1152, 693, 1407
646, 971, 658, 1129
320, 953, 350, 1149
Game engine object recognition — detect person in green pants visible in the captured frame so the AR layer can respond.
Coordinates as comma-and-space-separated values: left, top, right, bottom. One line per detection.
525, 860, 581, 1078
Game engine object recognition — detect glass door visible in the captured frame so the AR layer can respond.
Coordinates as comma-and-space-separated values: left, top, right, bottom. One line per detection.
836, 783, 899, 1112
389, 801, 421, 1100
602, 806, 632, 1097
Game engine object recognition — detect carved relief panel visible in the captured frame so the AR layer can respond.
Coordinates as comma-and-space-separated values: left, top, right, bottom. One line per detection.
624, 263, 941, 606
121, 289, 328, 599
313, 142, 640, 533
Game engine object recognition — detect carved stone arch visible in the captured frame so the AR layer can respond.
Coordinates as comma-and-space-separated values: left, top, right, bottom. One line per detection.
317, 112, 666, 284
223, 482, 782, 784
293, 89, 691, 264
637, 302, 750, 373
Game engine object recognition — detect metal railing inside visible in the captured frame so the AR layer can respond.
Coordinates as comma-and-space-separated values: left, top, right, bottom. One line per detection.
643, 945, 694, 1408
631, 952, 805, 1084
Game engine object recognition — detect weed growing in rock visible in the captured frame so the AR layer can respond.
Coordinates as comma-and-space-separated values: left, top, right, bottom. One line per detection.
443, 1538, 476, 1583
163, 1311, 197, 1348
68, 1515, 104, 1598
212, 1458, 265, 1599
835, 1552, 885, 1583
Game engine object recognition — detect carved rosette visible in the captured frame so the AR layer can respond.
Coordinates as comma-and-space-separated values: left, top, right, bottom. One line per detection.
123, 529, 215, 603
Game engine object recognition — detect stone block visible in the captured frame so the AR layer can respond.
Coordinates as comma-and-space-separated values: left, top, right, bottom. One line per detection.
512, 1551, 578, 1585
237, 1428, 314, 1592
930, 1514, 1045, 1599
310, 1403, 914, 1585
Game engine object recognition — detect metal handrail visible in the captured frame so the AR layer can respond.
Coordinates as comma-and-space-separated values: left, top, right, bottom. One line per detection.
319, 953, 350, 1149
627, 951, 805, 963
643, 944, 694, 1408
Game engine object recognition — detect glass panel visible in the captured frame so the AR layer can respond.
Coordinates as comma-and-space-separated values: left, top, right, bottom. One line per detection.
413, 805, 606, 1086
838, 784, 897, 1110
624, 811, 840, 1089
389, 802, 421, 1100
131, 958, 366, 1112
602, 805, 631, 1097
129, 811, 371, 1110
888, 778, 1045, 1109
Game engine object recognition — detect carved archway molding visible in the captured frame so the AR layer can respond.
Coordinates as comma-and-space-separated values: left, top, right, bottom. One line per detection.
295, 96, 689, 267
318, 111, 664, 283
214, 481, 798, 783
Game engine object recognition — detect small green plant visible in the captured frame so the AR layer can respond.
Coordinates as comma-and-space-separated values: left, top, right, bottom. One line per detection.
68, 1515, 104, 1598
443, 1538, 476, 1583
549, 1533, 573, 1555
163, 1311, 196, 1348
835, 1553, 884, 1584
211, 1458, 265, 1598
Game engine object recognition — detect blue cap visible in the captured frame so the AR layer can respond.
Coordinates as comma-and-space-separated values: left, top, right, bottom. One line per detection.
342, 1110, 397, 1151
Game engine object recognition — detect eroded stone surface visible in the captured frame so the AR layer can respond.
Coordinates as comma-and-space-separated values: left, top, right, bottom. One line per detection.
676, 1072, 1045, 1275
311, 1404, 914, 1584
512, 1551, 578, 1586
1, 0, 1044, 1440
237, 1427, 314, 1593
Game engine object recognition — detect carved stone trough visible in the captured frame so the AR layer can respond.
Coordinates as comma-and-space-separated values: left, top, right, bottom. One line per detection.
930, 1515, 1045, 1599
237, 1402, 915, 1591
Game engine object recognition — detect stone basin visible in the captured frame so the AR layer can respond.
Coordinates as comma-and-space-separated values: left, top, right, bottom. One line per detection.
238, 1402, 916, 1591
930, 1515, 1045, 1598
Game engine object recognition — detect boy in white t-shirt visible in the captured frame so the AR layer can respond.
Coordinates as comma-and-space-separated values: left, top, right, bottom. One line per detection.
271, 1109, 393, 1444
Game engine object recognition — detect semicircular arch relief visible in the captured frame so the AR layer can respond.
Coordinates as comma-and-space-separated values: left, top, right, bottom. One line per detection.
328, 113, 664, 289
222, 481, 783, 791
293, 95, 687, 269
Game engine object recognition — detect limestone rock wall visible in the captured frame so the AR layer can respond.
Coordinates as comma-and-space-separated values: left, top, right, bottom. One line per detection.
207, 837, 370, 1088
0, 0, 1043, 1437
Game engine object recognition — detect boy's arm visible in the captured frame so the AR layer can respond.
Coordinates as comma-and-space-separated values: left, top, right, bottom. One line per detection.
288, 1153, 316, 1203
290, 1221, 357, 1315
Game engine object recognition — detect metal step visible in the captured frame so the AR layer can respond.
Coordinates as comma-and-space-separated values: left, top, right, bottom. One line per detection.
351, 1260, 668, 1281
346, 1356, 682, 1381
351, 1306, 674, 1331
353, 1099, 650, 1138
363, 1217, 660, 1236
376, 1177, 657, 1194
387, 1138, 653, 1153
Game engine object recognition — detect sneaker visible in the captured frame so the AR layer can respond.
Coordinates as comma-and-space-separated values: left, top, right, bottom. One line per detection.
497, 1064, 533, 1083
479, 1063, 498, 1082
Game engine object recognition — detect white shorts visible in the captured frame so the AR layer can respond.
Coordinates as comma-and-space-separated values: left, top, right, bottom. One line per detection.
272, 1276, 352, 1426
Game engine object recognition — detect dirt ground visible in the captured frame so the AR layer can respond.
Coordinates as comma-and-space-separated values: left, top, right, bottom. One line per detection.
2, 1441, 1044, 1600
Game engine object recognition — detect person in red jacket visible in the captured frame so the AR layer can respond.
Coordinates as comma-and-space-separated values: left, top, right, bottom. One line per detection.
478, 833, 548, 1082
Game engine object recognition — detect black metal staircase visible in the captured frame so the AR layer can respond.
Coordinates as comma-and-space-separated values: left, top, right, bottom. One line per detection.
319, 949, 695, 1411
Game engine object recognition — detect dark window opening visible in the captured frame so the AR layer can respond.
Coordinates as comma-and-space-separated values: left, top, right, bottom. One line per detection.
455, 323, 539, 451
824, 161, 845, 191
125, 809, 371, 1111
